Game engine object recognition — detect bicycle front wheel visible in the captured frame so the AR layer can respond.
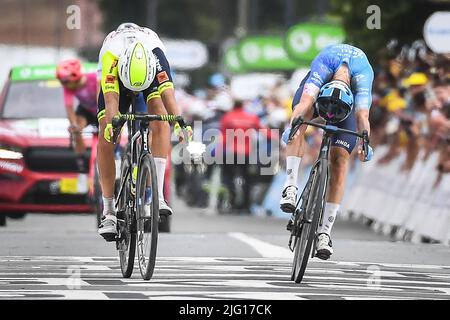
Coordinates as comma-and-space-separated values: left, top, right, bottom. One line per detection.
136, 153, 159, 280
292, 161, 327, 283
117, 156, 136, 278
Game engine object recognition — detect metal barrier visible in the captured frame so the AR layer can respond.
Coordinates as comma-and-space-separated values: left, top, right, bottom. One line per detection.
342, 146, 450, 245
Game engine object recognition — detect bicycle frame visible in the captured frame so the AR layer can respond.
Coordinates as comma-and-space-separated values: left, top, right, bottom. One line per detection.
288, 117, 369, 253
114, 93, 145, 211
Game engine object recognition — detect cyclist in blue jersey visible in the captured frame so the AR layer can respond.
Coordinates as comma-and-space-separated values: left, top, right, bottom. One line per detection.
280, 44, 374, 260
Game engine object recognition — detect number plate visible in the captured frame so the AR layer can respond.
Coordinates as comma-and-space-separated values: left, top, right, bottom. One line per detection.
60, 178, 78, 194
59, 174, 89, 194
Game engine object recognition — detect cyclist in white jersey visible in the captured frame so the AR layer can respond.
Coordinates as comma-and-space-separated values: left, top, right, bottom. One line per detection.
96, 23, 191, 240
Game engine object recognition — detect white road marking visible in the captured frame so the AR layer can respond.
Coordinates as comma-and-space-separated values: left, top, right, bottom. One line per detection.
227, 232, 293, 258
1, 256, 450, 300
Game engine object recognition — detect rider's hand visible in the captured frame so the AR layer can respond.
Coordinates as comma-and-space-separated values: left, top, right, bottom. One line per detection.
103, 123, 114, 143
174, 122, 193, 142
68, 124, 81, 135
358, 142, 373, 162
281, 127, 291, 144
103, 112, 121, 143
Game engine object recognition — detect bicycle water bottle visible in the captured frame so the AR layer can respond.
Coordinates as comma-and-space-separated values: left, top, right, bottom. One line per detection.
131, 165, 138, 195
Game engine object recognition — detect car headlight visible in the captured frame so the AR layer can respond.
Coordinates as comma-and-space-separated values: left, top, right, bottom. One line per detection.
0, 145, 23, 160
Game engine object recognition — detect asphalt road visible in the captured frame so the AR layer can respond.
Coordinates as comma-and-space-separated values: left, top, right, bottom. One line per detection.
1, 196, 450, 300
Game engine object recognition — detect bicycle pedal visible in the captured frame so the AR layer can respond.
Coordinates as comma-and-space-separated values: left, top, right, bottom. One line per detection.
100, 232, 118, 242
280, 203, 296, 213
286, 220, 294, 231
315, 250, 331, 261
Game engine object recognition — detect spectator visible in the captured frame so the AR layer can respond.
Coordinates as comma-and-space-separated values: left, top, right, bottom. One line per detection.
219, 100, 271, 212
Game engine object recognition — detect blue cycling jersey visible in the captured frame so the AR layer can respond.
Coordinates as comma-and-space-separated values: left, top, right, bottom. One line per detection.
304, 44, 374, 110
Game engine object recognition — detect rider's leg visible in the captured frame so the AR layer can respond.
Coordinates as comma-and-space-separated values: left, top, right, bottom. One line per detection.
97, 117, 116, 216
280, 104, 314, 212
73, 107, 89, 154
316, 146, 350, 259
318, 146, 350, 236
147, 97, 171, 211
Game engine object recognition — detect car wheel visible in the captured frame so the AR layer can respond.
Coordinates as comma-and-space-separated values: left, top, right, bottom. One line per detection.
0, 214, 6, 227
6, 213, 27, 220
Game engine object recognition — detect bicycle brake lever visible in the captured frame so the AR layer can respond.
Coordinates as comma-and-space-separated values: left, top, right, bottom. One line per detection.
111, 116, 126, 145
288, 117, 304, 142
361, 130, 370, 156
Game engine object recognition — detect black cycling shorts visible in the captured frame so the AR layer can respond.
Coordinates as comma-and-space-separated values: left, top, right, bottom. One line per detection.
76, 104, 98, 127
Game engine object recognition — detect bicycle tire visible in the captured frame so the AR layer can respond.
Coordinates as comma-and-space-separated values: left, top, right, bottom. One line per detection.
292, 161, 328, 283
290, 163, 319, 281
136, 153, 159, 280
117, 156, 136, 278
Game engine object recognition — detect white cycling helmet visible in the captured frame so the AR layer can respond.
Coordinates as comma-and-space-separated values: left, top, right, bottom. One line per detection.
118, 41, 157, 92
117, 22, 140, 31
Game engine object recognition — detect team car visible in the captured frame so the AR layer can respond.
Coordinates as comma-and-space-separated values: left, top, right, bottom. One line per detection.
0, 64, 99, 226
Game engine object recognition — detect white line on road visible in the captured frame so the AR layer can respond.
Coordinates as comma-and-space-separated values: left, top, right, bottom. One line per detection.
228, 232, 293, 258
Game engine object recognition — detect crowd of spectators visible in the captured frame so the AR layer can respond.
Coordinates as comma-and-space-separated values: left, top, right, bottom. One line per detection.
370, 41, 450, 187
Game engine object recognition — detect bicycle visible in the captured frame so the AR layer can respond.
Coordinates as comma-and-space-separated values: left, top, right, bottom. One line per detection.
110, 94, 189, 280
286, 116, 370, 284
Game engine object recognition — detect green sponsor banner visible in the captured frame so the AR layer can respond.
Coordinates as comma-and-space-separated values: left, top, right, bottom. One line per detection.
285, 23, 345, 63
223, 45, 246, 73
237, 36, 298, 71
11, 63, 98, 82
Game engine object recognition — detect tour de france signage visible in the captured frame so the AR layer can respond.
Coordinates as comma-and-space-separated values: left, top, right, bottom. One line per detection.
237, 36, 298, 71
224, 45, 246, 73
11, 63, 98, 82
284, 23, 345, 63
423, 12, 450, 54
223, 23, 345, 73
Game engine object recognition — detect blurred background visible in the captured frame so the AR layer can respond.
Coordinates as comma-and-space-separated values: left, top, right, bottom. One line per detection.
0, 0, 450, 245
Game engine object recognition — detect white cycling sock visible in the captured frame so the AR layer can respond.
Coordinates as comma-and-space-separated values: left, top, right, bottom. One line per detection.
284, 156, 302, 189
154, 157, 166, 201
318, 202, 340, 236
102, 196, 115, 216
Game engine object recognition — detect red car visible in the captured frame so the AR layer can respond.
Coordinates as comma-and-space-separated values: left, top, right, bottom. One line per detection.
0, 64, 97, 226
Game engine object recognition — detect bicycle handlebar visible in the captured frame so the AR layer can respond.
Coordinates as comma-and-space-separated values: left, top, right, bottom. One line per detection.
111, 114, 188, 145
288, 116, 370, 155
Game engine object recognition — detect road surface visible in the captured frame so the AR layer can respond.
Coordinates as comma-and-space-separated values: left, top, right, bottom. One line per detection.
1, 196, 450, 300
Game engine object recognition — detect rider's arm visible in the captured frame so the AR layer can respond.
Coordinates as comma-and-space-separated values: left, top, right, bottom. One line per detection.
100, 51, 120, 130
354, 65, 374, 160
151, 48, 180, 116
160, 88, 180, 116
355, 109, 371, 136
353, 65, 374, 135
63, 89, 78, 128
291, 92, 316, 124
291, 57, 333, 124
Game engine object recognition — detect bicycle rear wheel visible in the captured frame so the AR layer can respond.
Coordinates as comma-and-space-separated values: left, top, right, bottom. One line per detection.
117, 156, 136, 278
136, 153, 159, 280
292, 161, 327, 283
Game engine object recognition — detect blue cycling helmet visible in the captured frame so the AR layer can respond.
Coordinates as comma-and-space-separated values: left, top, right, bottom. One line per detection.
315, 80, 354, 124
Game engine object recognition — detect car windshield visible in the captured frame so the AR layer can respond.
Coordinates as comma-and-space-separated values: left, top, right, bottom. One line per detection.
1, 80, 66, 119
